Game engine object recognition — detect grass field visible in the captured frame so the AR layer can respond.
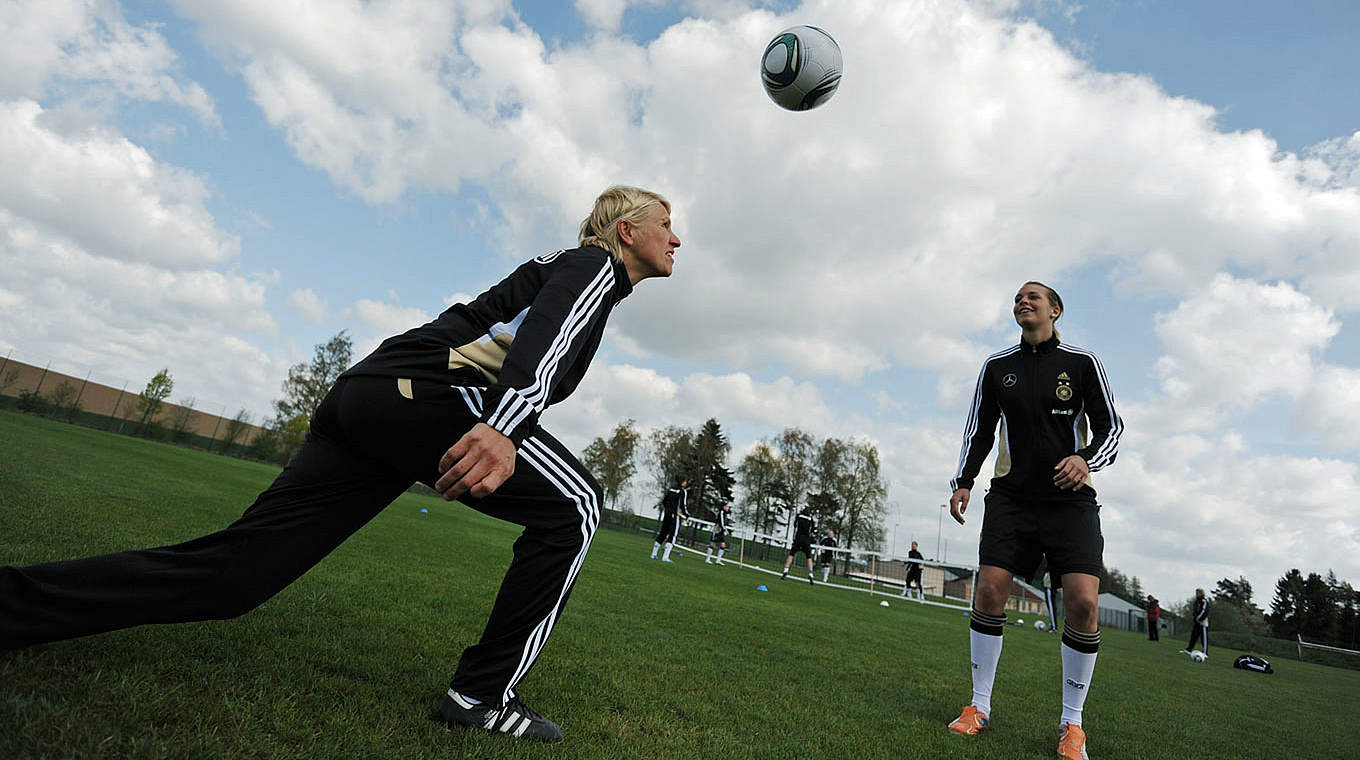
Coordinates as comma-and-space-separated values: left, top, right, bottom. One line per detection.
2, 409, 1358, 759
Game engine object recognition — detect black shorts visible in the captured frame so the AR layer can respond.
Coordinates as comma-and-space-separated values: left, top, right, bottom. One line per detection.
788, 537, 813, 557
819, 550, 834, 564
904, 566, 922, 587
655, 515, 678, 543
709, 529, 727, 546
978, 489, 1103, 580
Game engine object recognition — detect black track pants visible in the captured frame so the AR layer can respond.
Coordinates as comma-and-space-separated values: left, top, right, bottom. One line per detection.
0, 376, 602, 707
1188, 622, 1208, 653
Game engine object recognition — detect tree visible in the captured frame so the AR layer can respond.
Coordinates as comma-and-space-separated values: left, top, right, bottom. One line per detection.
168, 397, 197, 442
273, 330, 352, 426
648, 425, 696, 509
1214, 576, 1256, 608
582, 420, 640, 512
772, 428, 816, 540
1268, 568, 1306, 639
220, 409, 253, 453
688, 418, 735, 520
270, 331, 352, 461
1206, 575, 1269, 635
830, 438, 888, 552
0, 367, 20, 396
135, 369, 174, 431
737, 442, 783, 536
45, 380, 81, 421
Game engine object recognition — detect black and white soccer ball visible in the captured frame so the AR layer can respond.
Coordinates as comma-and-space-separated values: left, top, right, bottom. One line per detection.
1190, 650, 1207, 663
760, 25, 843, 112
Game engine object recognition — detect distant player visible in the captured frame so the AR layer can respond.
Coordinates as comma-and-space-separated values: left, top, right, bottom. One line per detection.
705, 503, 733, 565
651, 477, 689, 563
780, 506, 817, 584
1182, 588, 1209, 656
1042, 571, 1059, 633
818, 528, 838, 582
902, 540, 924, 600
1145, 595, 1160, 642
946, 282, 1123, 760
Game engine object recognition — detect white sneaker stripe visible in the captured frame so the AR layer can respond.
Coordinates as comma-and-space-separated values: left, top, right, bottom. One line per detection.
513, 716, 532, 737
499, 711, 521, 732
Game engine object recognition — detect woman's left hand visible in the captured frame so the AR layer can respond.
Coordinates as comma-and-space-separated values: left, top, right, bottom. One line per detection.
1053, 455, 1090, 490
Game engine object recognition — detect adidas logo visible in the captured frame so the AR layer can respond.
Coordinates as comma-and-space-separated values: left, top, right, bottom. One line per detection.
1057, 371, 1070, 380
1065, 678, 1086, 690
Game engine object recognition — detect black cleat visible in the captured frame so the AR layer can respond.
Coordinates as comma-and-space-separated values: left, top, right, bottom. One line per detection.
436, 690, 563, 742
808, 574, 815, 586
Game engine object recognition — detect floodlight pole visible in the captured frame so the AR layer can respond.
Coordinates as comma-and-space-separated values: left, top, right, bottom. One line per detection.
937, 504, 945, 560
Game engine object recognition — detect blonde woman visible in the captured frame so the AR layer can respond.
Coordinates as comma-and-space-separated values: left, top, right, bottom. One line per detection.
1, 186, 681, 743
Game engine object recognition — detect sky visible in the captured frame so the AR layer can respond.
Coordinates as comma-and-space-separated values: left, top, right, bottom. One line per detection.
2, 0, 1358, 611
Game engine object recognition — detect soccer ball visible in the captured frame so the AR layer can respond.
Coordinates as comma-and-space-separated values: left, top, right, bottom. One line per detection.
1034, 620, 1047, 632
1190, 650, 1207, 663
760, 25, 843, 111
1016, 618, 1025, 626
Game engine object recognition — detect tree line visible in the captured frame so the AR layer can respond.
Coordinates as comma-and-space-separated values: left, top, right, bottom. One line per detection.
1158, 570, 1359, 651
583, 421, 890, 555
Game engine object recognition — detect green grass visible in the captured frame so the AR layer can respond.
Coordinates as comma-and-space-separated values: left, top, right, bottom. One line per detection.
2, 409, 1357, 759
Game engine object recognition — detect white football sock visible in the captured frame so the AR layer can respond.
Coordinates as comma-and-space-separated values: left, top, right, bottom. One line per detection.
969, 608, 1006, 715
1060, 627, 1100, 726
661, 542, 674, 561
717, 549, 725, 561
651, 541, 660, 558
822, 567, 830, 581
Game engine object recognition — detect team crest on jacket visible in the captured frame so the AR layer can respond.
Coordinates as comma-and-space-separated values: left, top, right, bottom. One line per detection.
1002, 373, 1017, 388
1055, 380, 1073, 401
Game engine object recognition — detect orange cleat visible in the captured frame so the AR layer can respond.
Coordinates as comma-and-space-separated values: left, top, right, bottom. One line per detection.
1057, 722, 1089, 759
947, 705, 989, 735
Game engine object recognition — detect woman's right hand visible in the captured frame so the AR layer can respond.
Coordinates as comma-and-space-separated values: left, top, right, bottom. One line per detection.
949, 488, 971, 525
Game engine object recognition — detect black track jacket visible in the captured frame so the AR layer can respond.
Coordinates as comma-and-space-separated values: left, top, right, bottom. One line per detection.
951, 335, 1122, 499
342, 246, 631, 446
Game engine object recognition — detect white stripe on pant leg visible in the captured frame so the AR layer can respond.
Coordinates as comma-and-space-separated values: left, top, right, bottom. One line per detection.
494, 436, 599, 704
500, 437, 599, 696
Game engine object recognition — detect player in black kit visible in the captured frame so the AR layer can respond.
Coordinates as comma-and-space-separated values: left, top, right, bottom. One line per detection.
902, 541, 925, 600
945, 282, 1122, 760
818, 528, 838, 583
705, 502, 733, 565
0, 185, 682, 744
780, 506, 817, 585
651, 478, 689, 562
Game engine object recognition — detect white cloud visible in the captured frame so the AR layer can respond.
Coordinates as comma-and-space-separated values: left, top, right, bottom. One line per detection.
287, 288, 327, 324
1149, 275, 1337, 426
0, 100, 238, 268
0, 0, 218, 126
574, 0, 666, 33
345, 297, 433, 358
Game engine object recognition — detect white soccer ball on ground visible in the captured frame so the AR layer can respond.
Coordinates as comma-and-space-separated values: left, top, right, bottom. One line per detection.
760, 25, 843, 112
1190, 650, 1207, 663
1034, 620, 1047, 632
880, 600, 890, 607
1016, 618, 1024, 626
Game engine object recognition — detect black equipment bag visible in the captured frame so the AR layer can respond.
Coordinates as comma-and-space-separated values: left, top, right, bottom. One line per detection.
1232, 654, 1274, 674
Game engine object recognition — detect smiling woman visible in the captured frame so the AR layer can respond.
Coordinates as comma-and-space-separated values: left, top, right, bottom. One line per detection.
0, 184, 678, 745
945, 280, 1123, 759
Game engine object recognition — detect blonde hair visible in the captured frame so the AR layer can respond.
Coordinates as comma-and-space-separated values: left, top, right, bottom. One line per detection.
578, 185, 670, 261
